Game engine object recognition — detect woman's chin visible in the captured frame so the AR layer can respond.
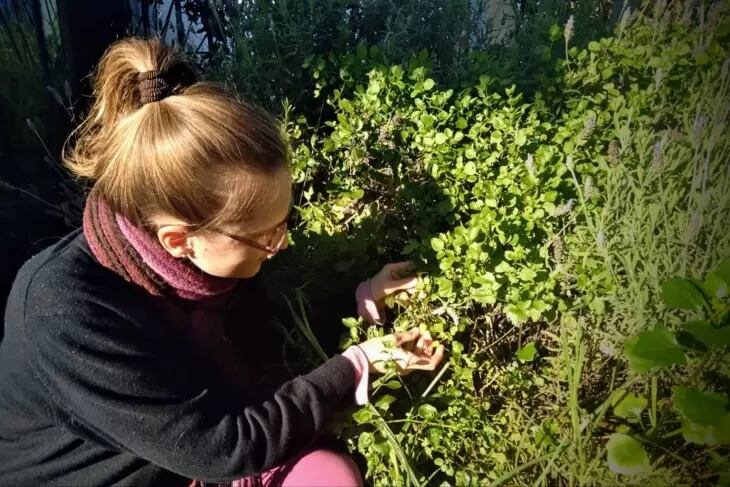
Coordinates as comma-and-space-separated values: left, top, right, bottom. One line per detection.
199, 260, 262, 279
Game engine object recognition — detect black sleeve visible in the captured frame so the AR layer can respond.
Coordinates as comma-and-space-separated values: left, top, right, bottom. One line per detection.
21, 307, 356, 483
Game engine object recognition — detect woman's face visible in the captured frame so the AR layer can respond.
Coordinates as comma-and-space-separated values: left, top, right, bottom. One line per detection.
155, 169, 293, 279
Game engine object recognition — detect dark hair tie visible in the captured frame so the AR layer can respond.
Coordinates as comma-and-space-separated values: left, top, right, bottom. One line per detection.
137, 64, 197, 105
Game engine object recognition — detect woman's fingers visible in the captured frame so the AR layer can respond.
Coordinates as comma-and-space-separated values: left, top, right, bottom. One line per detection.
396, 343, 445, 374
386, 262, 418, 290
368, 261, 422, 303
383, 276, 418, 296
407, 343, 445, 372
373, 328, 445, 376
415, 331, 433, 357
370, 262, 418, 302
394, 327, 421, 347
386, 261, 416, 278
393, 329, 434, 352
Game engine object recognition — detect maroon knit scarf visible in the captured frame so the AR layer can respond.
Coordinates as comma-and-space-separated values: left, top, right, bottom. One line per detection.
82, 190, 237, 299
82, 192, 294, 487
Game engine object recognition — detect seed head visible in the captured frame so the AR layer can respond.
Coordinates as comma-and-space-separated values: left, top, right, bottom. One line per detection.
525, 153, 536, 176
692, 114, 708, 140
688, 212, 702, 238
554, 199, 574, 217
585, 113, 596, 132
607, 140, 620, 166
551, 236, 565, 263
596, 231, 607, 250
565, 155, 574, 171
619, 7, 633, 31
581, 113, 596, 140
654, 68, 664, 89
564, 15, 575, 44
599, 340, 616, 357
651, 140, 663, 168
583, 176, 595, 200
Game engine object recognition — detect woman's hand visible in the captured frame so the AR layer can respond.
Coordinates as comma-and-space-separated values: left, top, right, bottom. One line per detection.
356, 327, 444, 375
356, 261, 420, 325
368, 261, 419, 303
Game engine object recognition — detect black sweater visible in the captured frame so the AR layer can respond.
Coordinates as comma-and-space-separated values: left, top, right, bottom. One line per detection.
0, 228, 356, 486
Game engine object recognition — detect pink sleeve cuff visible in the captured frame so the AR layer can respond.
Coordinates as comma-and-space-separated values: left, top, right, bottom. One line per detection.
342, 346, 370, 406
356, 280, 383, 326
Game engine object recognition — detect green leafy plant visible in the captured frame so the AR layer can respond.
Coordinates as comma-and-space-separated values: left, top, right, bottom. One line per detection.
273, 3, 730, 485
615, 260, 730, 460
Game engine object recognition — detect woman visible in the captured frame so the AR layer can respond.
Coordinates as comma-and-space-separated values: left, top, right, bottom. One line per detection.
0, 38, 444, 486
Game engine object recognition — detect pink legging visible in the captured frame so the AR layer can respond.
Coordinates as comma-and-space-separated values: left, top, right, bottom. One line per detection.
191, 448, 364, 487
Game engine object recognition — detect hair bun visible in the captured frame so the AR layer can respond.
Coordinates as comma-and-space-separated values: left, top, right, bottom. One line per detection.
137, 63, 197, 105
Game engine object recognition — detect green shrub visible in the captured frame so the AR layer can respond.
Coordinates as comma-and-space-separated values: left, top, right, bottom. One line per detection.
275, 2, 730, 485
211, 0, 615, 114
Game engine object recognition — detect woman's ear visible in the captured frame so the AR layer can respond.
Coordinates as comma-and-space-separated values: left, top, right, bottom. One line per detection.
157, 225, 195, 258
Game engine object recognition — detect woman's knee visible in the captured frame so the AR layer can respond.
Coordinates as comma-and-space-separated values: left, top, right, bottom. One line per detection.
279, 448, 363, 487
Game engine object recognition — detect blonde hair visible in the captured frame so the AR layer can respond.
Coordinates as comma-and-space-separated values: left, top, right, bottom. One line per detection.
64, 37, 289, 231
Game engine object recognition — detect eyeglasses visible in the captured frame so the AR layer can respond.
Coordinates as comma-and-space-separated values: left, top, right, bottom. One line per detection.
209, 219, 288, 255
162, 206, 292, 256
